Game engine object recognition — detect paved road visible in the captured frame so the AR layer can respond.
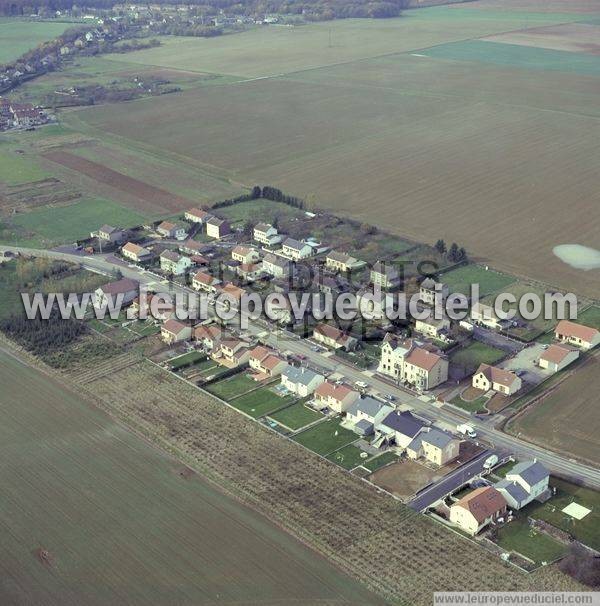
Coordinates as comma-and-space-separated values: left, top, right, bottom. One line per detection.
5, 244, 600, 491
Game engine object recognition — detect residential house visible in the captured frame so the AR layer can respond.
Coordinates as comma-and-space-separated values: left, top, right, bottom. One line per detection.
280, 366, 325, 397
539, 343, 579, 372
472, 364, 521, 396
555, 320, 600, 350
265, 296, 294, 325
206, 217, 231, 240
237, 262, 263, 282
156, 221, 188, 240
378, 334, 448, 390
313, 323, 357, 351
192, 271, 221, 294
254, 222, 282, 246
356, 288, 399, 320
420, 278, 449, 306
184, 208, 213, 224
471, 302, 503, 331
161, 319, 192, 344
180, 240, 214, 256
449, 487, 507, 535
414, 315, 452, 343
231, 245, 260, 265
262, 253, 291, 278
495, 460, 550, 510
94, 278, 139, 309
370, 261, 400, 290
376, 410, 427, 448
248, 345, 287, 379
121, 242, 153, 263
194, 323, 225, 351
213, 337, 252, 367
406, 428, 460, 466
346, 397, 393, 436
218, 283, 247, 308
281, 238, 313, 261
97, 224, 126, 244
160, 250, 193, 275
131, 293, 173, 321
313, 381, 360, 413
325, 251, 364, 273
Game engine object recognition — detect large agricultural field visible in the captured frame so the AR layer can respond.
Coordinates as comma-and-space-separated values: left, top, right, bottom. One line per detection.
508, 352, 600, 467
0, 19, 68, 63
52, 2, 600, 297
0, 343, 381, 606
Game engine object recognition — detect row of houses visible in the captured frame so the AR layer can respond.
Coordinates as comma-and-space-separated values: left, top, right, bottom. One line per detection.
0, 98, 50, 130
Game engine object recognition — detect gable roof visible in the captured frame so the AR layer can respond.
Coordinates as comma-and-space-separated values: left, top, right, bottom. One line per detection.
250, 345, 272, 361
540, 343, 578, 365
160, 250, 182, 263
254, 222, 274, 233
282, 365, 323, 386
194, 323, 222, 341
475, 364, 519, 389
327, 250, 356, 265
420, 428, 455, 449
282, 238, 308, 252
186, 207, 211, 219
371, 261, 399, 279
347, 396, 390, 419
193, 271, 219, 285
380, 410, 426, 438
314, 381, 356, 402
508, 460, 549, 486
99, 224, 118, 234
555, 320, 599, 343
162, 319, 189, 335
314, 323, 352, 345
405, 347, 444, 372
157, 220, 176, 231
100, 278, 138, 296
122, 242, 149, 256
454, 487, 506, 523
207, 217, 228, 227
494, 480, 530, 506
263, 253, 290, 268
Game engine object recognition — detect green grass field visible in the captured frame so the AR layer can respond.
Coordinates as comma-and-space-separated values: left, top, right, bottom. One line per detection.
363, 451, 400, 473
1, 198, 146, 248
228, 386, 294, 418
0, 19, 68, 63
578, 305, 600, 330
205, 373, 259, 400
450, 392, 490, 414
0, 146, 50, 185
443, 265, 516, 298
269, 401, 323, 430
168, 351, 207, 370
293, 419, 358, 456
450, 341, 505, 374
495, 517, 568, 565
326, 444, 370, 470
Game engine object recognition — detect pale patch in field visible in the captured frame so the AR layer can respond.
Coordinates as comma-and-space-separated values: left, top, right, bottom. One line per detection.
553, 244, 600, 270
562, 502, 591, 520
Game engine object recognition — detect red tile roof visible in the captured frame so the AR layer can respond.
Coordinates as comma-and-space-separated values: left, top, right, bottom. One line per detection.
555, 320, 599, 343
405, 347, 443, 372
314, 381, 355, 402
454, 487, 506, 523
475, 364, 519, 389
540, 343, 578, 365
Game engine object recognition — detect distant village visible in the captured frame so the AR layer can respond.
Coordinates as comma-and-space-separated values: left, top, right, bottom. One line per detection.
0, 97, 51, 130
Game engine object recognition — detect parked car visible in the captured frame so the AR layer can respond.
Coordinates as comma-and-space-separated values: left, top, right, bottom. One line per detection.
483, 454, 499, 470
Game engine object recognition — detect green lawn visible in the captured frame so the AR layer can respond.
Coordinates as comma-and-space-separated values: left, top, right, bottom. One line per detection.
2, 198, 146, 248
168, 351, 207, 370
269, 401, 323, 431
0, 20, 69, 63
205, 373, 259, 400
449, 341, 505, 374
362, 451, 400, 473
228, 387, 294, 419
0, 147, 50, 185
326, 444, 370, 470
492, 461, 516, 479
524, 479, 600, 551
495, 517, 568, 565
293, 419, 358, 456
450, 393, 489, 414
215, 199, 305, 227
442, 264, 516, 298
578, 306, 600, 331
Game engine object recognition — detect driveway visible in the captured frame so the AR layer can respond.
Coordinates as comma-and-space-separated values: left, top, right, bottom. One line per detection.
501, 343, 553, 385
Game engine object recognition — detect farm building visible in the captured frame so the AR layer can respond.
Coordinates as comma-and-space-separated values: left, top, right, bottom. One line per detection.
539, 343, 579, 372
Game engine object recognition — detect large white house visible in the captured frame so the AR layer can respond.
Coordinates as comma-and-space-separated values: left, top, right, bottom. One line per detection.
253, 222, 282, 246
160, 250, 193, 275
495, 460, 549, 510
555, 320, 600, 350
281, 238, 313, 261
378, 334, 448, 390
281, 366, 324, 397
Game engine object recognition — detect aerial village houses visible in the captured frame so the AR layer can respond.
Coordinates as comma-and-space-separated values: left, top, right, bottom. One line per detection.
539, 343, 579, 372
206, 217, 231, 240
406, 428, 460, 466
471, 302, 503, 331
555, 320, 600, 350
281, 366, 325, 397
192, 271, 221, 293
160, 250, 193, 275
253, 222, 282, 246
449, 487, 507, 535
248, 345, 287, 379
378, 334, 448, 390
262, 253, 291, 278
420, 278, 449, 306
131, 293, 173, 321
414, 315, 452, 343
281, 238, 313, 261
121, 242, 153, 263
212, 336, 252, 367
218, 283, 247, 309
313, 381, 360, 413
325, 251, 364, 273
345, 397, 393, 436
376, 410, 426, 449
94, 278, 139, 309
97, 224, 126, 244
194, 323, 224, 351
184, 208, 213, 224
231, 245, 260, 265
313, 323, 357, 351
237, 262, 263, 282
495, 460, 550, 510
370, 261, 400, 290
472, 364, 522, 396
157, 221, 188, 240
161, 319, 192, 344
